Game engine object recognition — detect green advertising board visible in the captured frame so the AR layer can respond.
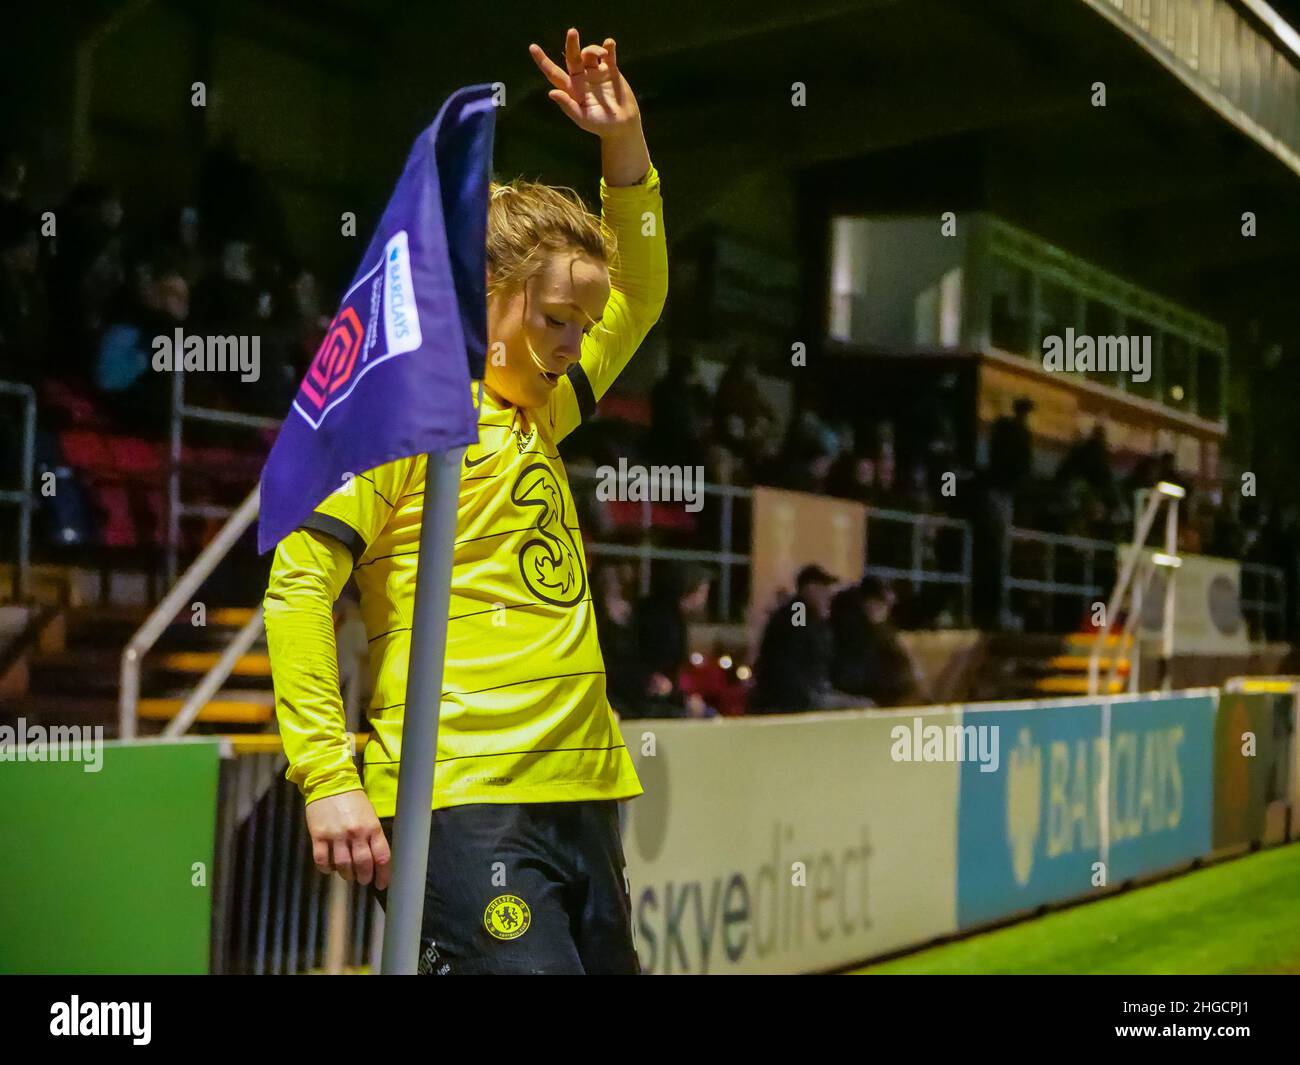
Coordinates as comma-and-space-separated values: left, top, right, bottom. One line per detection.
0, 736, 220, 974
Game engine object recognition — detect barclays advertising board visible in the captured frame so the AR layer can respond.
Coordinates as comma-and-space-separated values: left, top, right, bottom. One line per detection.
1107, 694, 1214, 882
956, 693, 1215, 929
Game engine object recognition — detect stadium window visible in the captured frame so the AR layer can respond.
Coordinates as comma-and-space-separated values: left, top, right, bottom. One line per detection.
1037, 278, 1078, 361
1196, 347, 1224, 421
1084, 297, 1123, 390
1127, 319, 1160, 401
1163, 334, 1193, 412
989, 256, 1033, 356
827, 216, 864, 343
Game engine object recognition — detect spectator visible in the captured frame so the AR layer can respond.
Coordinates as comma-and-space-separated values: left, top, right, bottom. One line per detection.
713, 349, 777, 474
750, 564, 860, 713
93, 252, 190, 432
830, 576, 924, 707
777, 436, 836, 494
0, 207, 47, 384
825, 426, 877, 503
1056, 424, 1115, 500
53, 183, 126, 347
986, 396, 1034, 504
592, 562, 646, 716
630, 561, 714, 718
1055, 423, 1118, 537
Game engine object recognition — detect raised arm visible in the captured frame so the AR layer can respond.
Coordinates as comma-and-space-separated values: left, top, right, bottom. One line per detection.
530, 29, 668, 440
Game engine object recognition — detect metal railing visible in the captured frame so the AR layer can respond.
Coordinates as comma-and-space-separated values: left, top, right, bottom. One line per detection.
1089, 482, 1185, 695
212, 737, 380, 975
1001, 511, 1286, 652
1001, 526, 1118, 628
568, 465, 972, 625
862, 504, 972, 624
167, 369, 278, 585
1241, 560, 1287, 640
137, 462, 972, 749
119, 485, 260, 739
567, 465, 751, 620
0, 380, 36, 600
211, 652, 370, 975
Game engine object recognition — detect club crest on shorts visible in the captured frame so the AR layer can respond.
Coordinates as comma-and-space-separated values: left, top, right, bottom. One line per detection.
484, 894, 531, 940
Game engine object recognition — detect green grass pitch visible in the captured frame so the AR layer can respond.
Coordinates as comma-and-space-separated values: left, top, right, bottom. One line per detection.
850, 843, 1300, 975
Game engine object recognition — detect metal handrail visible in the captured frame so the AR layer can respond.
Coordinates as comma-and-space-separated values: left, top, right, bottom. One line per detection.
0, 380, 36, 600
1088, 484, 1182, 695
161, 605, 265, 738
119, 484, 260, 738
567, 463, 751, 617
1102, 556, 1156, 695
167, 368, 278, 584
568, 464, 973, 624
1001, 526, 1117, 625
1240, 561, 1286, 639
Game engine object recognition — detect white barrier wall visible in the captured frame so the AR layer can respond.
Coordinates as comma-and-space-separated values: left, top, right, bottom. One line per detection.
619, 710, 961, 974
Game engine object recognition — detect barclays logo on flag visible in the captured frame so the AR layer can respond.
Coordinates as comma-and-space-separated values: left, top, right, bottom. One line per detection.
384, 230, 422, 356
293, 229, 425, 431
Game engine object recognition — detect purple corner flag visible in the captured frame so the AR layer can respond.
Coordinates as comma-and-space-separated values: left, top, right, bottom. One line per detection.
257, 84, 496, 554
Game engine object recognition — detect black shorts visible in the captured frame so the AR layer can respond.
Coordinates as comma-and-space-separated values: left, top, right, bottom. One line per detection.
372, 800, 639, 975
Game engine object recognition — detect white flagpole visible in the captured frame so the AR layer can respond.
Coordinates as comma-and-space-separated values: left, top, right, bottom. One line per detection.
380, 444, 465, 974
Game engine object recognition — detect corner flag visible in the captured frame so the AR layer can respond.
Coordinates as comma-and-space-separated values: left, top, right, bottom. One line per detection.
257, 83, 496, 554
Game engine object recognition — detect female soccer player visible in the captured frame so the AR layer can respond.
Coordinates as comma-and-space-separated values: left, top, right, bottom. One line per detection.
263, 29, 665, 974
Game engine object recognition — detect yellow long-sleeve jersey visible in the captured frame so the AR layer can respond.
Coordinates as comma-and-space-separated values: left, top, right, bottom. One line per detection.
264, 166, 666, 817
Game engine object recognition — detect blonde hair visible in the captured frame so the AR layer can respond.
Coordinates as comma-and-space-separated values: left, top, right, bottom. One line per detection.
486, 179, 616, 301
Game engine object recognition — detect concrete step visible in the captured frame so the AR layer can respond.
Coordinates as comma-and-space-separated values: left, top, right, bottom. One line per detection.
1045, 654, 1130, 674
137, 690, 275, 725
1034, 676, 1125, 695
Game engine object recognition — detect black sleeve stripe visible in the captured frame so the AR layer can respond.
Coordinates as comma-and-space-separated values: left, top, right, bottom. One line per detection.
567, 363, 597, 424
300, 513, 367, 565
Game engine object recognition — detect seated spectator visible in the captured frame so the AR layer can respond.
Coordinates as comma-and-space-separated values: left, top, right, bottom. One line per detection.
713, 350, 777, 475
750, 564, 861, 713
830, 576, 924, 707
93, 252, 190, 433
825, 431, 876, 503
625, 561, 715, 719
50, 183, 127, 372
592, 562, 646, 715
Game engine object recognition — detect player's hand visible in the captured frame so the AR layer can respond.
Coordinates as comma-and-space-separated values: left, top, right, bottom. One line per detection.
529, 28, 641, 138
305, 789, 391, 890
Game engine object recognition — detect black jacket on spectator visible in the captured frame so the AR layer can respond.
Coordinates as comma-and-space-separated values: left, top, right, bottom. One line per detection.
635, 590, 687, 686
595, 596, 649, 717
750, 594, 834, 713
830, 585, 916, 707
986, 414, 1033, 492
